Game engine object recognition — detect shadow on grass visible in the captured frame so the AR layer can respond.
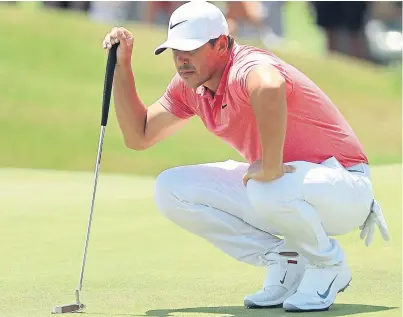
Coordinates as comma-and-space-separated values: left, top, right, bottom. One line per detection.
84, 303, 398, 316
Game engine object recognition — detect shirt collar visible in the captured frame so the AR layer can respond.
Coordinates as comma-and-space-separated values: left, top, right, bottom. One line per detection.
195, 43, 237, 98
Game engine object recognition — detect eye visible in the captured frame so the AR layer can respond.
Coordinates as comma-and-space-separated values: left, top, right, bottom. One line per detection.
173, 49, 193, 56
188, 46, 203, 55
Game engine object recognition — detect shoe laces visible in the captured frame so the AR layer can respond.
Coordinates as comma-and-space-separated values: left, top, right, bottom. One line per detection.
267, 259, 280, 266
258, 252, 280, 266
306, 263, 327, 270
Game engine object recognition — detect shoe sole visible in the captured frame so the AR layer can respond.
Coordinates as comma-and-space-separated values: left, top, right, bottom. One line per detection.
283, 279, 351, 313
244, 287, 300, 309
244, 272, 306, 309
244, 266, 307, 309
244, 301, 283, 309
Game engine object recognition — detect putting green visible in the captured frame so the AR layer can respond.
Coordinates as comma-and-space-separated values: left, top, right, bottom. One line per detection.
0, 164, 401, 317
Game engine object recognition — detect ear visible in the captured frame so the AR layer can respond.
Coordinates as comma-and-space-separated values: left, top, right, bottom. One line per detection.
216, 35, 228, 56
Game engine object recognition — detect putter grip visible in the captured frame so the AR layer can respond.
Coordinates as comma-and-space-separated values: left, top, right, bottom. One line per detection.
101, 43, 119, 126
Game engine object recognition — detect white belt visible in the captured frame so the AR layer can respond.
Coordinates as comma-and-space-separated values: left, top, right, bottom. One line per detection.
321, 156, 370, 178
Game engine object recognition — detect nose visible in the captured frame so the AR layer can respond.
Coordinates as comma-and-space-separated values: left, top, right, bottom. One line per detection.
174, 50, 188, 64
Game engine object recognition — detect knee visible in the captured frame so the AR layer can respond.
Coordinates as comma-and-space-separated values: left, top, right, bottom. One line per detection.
246, 179, 300, 218
154, 167, 187, 219
154, 168, 177, 216
246, 181, 279, 217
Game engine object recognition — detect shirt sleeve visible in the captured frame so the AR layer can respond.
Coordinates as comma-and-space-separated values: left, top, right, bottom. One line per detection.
230, 53, 294, 105
158, 73, 195, 119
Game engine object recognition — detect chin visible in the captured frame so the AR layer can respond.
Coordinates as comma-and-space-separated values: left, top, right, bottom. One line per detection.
182, 79, 201, 89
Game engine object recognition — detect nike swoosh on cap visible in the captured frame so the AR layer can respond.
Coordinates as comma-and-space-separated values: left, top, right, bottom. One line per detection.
170, 20, 187, 29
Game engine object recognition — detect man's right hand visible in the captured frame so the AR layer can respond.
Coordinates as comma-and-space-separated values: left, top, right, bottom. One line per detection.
102, 27, 134, 67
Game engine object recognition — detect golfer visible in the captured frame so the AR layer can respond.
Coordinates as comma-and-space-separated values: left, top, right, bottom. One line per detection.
102, 1, 390, 312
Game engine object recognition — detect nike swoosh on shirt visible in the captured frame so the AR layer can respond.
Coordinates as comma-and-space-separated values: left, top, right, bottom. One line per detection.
317, 275, 338, 299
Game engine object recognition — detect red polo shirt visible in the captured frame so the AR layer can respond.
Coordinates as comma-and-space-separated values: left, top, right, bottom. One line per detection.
158, 43, 368, 167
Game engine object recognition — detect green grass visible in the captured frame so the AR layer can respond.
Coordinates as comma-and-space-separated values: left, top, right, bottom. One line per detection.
0, 4, 401, 317
0, 4, 401, 177
0, 164, 401, 317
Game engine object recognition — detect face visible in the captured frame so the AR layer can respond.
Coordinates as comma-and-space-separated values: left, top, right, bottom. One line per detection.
172, 40, 223, 89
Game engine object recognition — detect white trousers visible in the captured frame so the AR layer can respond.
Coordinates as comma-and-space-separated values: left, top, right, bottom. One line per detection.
154, 157, 374, 267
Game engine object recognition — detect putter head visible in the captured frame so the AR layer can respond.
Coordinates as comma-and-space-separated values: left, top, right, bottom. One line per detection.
52, 290, 86, 314
51, 303, 86, 314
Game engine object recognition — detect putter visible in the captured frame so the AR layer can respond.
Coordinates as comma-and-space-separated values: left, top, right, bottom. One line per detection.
52, 43, 119, 314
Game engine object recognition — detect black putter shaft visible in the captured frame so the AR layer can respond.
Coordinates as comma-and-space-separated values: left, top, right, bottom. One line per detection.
77, 42, 119, 296
52, 43, 119, 314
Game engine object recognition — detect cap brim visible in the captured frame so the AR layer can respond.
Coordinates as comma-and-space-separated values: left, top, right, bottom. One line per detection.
154, 38, 208, 55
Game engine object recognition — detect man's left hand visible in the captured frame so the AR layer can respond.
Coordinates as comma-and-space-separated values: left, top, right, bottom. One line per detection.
242, 159, 296, 186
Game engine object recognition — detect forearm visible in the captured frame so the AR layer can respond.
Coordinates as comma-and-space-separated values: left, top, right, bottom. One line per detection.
251, 85, 287, 169
113, 65, 148, 149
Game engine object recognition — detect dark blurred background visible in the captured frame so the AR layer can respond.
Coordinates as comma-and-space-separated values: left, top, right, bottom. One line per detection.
27, 0, 403, 65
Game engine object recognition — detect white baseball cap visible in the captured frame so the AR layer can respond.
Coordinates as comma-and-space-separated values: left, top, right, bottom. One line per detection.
154, 1, 229, 55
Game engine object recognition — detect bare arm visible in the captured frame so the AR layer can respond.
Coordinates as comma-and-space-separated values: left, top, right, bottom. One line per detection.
246, 65, 287, 171
113, 65, 188, 150
104, 27, 188, 150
